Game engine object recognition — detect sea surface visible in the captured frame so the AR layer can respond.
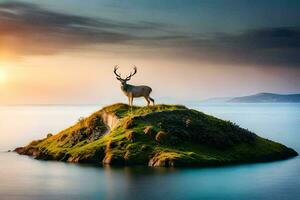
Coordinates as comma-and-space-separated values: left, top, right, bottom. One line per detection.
0, 103, 299, 200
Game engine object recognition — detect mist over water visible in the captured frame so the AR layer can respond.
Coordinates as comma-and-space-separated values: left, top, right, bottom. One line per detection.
0, 103, 299, 200
0, 105, 100, 151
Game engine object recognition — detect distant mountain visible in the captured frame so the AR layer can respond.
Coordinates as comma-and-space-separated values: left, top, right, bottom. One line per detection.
229, 93, 300, 103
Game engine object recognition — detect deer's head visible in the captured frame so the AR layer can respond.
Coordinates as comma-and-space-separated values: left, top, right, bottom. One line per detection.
113, 65, 137, 85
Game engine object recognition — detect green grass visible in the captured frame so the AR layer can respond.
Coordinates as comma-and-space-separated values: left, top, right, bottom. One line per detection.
16, 103, 298, 167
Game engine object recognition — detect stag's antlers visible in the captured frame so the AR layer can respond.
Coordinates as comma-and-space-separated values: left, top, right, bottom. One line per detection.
125, 66, 137, 81
113, 66, 137, 81
113, 65, 122, 80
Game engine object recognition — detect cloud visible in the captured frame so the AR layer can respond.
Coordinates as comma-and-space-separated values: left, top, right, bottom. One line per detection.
0, 2, 168, 56
178, 27, 300, 68
0, 2, 299, 68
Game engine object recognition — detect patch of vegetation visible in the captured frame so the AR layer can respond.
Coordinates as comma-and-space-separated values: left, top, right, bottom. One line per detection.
15, 103, 298, 167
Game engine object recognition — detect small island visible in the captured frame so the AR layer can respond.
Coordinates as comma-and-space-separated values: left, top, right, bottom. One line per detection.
15, 103, 298, 167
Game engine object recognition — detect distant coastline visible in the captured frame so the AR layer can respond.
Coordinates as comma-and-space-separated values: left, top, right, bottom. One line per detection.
203, 93, 300, 103
2, 93, 300, 106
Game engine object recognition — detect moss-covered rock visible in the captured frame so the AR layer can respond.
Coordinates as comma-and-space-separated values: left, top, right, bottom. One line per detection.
15, 103, 298, 167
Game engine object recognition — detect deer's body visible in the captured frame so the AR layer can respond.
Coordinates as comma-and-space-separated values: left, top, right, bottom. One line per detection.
121, 83, 154, 106
114, 66, 155, 106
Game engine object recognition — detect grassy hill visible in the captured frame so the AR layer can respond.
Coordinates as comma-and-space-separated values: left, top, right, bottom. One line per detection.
15, 103, 298, 167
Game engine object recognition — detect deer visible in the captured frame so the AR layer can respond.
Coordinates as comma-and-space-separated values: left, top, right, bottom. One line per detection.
113, 65, 155, 106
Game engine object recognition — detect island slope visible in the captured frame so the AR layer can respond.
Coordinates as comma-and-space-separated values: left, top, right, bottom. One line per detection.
15, 103, 298, 167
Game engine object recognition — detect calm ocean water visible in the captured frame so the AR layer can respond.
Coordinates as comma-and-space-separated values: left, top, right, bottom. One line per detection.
0, 103, 299, 200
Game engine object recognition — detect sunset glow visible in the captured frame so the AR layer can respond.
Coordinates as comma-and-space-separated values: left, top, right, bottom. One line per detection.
0, 0, 299, 104
0, 68, 7, 83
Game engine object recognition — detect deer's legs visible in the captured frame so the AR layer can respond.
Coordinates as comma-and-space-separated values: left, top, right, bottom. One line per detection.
144, 96, 150, 106
128, 96, 134, 106
128, 97, 131, 106
130, 97, 134, 106
149, 97, 155, 105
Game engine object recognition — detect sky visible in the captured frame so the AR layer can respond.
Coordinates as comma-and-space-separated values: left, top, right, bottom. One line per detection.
0, 0, 300, 104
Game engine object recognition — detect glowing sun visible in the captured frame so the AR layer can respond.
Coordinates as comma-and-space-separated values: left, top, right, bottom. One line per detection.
0, 68, 7, 83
